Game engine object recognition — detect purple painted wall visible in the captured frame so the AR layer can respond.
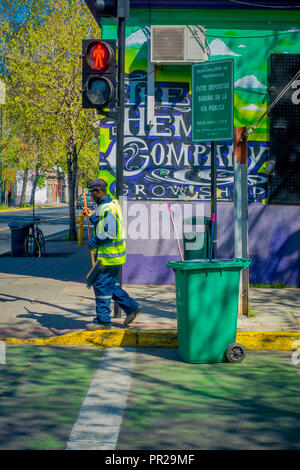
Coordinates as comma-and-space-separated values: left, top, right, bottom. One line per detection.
123, 201, 300, 286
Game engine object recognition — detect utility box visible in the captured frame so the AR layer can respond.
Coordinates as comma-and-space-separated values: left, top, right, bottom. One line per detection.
151, 25, 209, 64
268, 53, 300, 204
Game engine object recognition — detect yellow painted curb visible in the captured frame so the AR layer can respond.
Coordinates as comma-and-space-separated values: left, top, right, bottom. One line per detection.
1, 330, 300, 351
0, 205, 66, 213
3, 329, 138, 348
138, 330, 177, 348
237, 331, 300, 351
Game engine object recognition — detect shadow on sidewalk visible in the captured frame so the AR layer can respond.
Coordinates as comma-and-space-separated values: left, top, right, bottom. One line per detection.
0, 292, 92, 333
19, 308, 90, 331
0, 241, 91, 283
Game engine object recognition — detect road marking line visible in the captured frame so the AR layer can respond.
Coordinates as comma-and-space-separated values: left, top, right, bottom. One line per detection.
65, 347, 136, 450
39, 216, 69, 223
0, 216, 69, 232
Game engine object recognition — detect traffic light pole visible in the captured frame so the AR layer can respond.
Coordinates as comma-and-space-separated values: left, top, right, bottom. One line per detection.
0, 108, 3, 204
113, 15, 126, 318
115, 16, 125, 202
82, 1, 128, 318
210, 141, 217, 259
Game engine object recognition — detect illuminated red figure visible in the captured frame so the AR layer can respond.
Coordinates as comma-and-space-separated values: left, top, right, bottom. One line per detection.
92, 44, 107, 69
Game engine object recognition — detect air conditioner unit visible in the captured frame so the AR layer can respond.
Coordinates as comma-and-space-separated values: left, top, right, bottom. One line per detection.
151, 25, 209, 64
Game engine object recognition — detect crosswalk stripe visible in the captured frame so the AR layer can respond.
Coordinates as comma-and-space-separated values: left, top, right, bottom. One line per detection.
65, 347, 135, 450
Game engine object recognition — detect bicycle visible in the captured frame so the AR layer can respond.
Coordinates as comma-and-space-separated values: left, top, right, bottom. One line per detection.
24, 217, 46, 257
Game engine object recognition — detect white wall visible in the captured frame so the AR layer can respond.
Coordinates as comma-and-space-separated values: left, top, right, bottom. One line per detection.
16, 171, 47, 205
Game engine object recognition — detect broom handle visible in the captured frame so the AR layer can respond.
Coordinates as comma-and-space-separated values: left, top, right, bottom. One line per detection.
83, 194, 95, 266
168, 204, 184, 262
209, 212, 215, 261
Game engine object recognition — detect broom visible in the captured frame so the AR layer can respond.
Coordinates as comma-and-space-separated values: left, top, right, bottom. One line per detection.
83, 194, 104, 288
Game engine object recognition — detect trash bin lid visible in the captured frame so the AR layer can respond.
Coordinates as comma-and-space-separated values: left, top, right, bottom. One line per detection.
167, 258, 251, 271
8, 222, 32, 229
183, 216, 210, 225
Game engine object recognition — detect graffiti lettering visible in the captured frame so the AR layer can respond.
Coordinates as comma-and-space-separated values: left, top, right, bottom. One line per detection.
101, 71, 268, 201
291, 80, 300, 105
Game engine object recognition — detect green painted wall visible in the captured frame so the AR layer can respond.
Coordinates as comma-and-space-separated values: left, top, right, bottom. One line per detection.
98, 9, 300, 203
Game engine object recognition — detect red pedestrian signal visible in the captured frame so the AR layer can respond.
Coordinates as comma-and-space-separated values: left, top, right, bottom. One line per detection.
82, 39, 116, 110
86, 41, 113, 72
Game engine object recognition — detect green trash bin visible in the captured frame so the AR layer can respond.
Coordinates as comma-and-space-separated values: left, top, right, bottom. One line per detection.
167, 258, 252, 364
183, 216, 211, 260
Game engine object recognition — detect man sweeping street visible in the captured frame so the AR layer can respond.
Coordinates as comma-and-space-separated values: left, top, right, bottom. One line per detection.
83, 178, 142, 330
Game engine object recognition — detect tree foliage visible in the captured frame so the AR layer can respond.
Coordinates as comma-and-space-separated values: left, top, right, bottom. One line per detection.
1, 0, 100, 239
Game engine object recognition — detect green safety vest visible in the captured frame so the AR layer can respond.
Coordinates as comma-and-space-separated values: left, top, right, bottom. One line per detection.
94, 199, 126, 266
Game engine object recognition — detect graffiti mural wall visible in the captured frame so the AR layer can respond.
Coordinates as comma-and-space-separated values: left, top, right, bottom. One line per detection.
100, 23, 300, 204
98, 17, 300, 286
101, 70, 269, 202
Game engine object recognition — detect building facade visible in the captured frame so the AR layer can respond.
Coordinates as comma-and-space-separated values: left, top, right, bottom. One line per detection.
98, 1, 300, 286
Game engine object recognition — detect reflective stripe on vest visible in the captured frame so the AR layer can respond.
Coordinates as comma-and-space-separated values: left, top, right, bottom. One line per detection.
94, 200, 126, 266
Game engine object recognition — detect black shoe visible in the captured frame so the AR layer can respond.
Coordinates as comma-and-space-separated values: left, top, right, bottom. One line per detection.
123, 305, 142, 326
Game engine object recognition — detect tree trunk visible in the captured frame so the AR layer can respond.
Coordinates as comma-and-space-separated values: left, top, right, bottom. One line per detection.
30, 168, 39, 206
19, 168, 29, 207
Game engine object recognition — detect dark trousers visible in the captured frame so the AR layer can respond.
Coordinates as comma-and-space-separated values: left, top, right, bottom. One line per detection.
93, 265, 139, 324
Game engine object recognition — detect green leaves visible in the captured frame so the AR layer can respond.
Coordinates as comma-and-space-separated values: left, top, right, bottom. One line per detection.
1, 0, 100, 236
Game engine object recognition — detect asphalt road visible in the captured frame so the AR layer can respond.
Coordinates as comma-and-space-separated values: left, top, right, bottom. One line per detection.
0, 347, 299, 451
0, 206, 73, 255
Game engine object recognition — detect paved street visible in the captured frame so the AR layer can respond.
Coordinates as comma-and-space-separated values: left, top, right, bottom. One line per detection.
0, 206, 71, 254
0, 346, 299, 450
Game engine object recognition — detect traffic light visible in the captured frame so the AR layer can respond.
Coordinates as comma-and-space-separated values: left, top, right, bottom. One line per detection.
96, 0, 129, 18
95, 0, 118, 17
82, 39, 116, 110
83, 1, 129, 23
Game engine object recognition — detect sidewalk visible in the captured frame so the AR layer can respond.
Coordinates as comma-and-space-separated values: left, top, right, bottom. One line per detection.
0, 231, 299, 350
0, 203, 68, 213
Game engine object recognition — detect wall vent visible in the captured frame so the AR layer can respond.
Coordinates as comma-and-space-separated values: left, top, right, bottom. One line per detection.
151, 25, 209, 64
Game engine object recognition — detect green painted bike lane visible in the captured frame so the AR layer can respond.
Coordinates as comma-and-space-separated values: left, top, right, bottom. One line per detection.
116, 349, 300, 450
1, 346, 300, 451
0, 345, 103, 450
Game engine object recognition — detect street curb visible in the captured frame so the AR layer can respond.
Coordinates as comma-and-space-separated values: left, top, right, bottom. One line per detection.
2, 330, 300, 351
0, 204, 67, 213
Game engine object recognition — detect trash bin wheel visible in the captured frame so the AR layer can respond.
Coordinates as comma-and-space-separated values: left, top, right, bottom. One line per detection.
226, 343, 246, 363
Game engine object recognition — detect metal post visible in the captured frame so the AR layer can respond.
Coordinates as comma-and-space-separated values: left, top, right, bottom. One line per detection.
234, 127, 249, 316
210, 141, 217, 258
32, 176, 35, 224
0, 81, 5, 206
115, 16, 125, 202
0, 108, 3, 205
113, 15, 126, 319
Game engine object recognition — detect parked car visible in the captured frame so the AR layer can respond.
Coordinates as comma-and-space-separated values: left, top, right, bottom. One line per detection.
76, 193, 95, 210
